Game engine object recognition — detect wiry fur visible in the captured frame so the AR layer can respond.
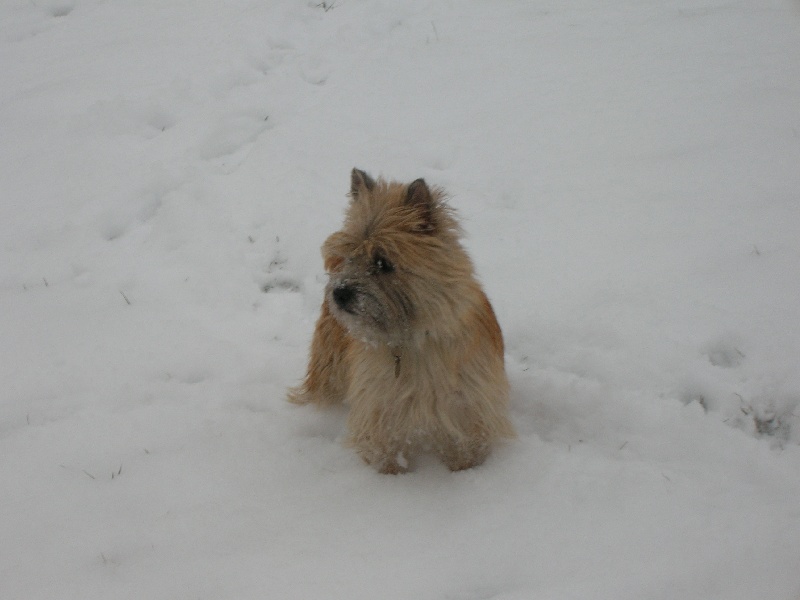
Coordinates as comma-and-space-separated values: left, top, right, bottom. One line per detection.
289, 169, 514, 473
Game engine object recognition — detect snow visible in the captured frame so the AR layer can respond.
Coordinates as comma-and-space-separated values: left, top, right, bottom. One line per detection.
2, 0, 800, 598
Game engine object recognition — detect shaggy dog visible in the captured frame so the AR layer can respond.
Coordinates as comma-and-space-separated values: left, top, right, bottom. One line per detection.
290, 169, 514, 473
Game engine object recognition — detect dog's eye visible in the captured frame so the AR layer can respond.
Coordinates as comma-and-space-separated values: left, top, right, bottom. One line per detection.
374, 255, 394, 274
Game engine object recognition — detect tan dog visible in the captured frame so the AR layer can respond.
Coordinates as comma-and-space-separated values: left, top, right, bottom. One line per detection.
289, 169, 514, 473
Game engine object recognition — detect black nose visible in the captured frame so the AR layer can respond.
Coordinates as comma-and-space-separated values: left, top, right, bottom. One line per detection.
332, 285, 355, 309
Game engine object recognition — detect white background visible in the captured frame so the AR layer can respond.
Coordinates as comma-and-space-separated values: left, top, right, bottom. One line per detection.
2, 1, 800, 598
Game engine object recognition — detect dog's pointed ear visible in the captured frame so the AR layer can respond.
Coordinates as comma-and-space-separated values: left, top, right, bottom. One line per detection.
350, 168, 375, 199
406, 178, 436, 233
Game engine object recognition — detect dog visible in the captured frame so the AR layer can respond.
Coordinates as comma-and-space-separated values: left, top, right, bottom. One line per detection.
289, 168, 514, 473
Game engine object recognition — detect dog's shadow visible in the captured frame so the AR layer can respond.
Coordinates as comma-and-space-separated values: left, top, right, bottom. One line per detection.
290, 403, 348, 442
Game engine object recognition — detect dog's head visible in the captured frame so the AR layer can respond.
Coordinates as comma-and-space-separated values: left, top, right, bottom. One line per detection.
322, 168, 474, 346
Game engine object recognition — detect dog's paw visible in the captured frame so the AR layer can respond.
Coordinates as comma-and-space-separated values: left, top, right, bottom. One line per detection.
378, 461, 409, 475
440, 444, 489, 472
360, 449, 410, 475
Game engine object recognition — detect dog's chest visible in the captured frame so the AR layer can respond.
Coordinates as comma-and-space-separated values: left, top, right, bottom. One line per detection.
351, 341, 461, 404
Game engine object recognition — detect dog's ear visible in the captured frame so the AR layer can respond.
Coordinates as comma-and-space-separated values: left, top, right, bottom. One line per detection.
406, 178, 436, 233
350, 168, 375, 199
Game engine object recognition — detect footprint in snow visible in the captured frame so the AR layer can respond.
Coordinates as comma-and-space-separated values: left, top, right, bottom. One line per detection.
47, 2, 74, 18
261, 277, 301, 294
703, 337, 745, 368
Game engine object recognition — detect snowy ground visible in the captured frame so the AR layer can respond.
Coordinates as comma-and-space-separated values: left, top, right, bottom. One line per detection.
2, 1, 800, 598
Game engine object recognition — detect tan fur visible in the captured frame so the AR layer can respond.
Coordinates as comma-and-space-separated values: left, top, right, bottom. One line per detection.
289, 169, 514, 473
